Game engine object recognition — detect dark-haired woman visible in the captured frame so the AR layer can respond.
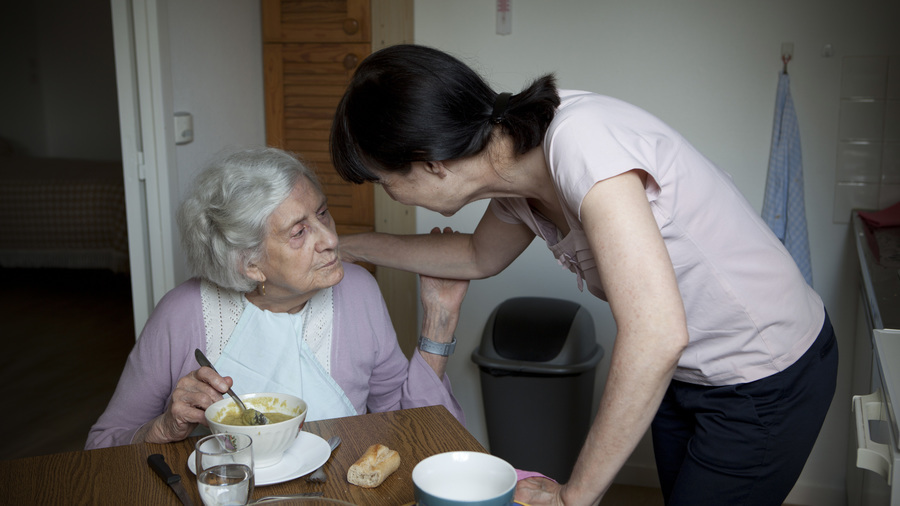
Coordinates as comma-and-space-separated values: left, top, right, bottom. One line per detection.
331, 44, 836, 506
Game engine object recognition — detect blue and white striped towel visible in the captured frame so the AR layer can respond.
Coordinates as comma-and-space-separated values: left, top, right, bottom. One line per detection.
761, 72, 813, 286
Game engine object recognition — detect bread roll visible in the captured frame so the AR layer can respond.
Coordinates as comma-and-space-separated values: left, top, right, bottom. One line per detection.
347, 444, 401, 488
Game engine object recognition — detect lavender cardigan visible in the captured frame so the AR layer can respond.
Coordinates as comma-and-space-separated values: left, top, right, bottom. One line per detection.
86, 263, 464, 449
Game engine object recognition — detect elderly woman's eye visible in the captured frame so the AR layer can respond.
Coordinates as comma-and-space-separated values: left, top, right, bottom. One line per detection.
292, 224, 308, 237
318, 208, 330, 220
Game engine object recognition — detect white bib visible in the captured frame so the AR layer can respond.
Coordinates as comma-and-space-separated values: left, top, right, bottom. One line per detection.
214, 293, 356, 422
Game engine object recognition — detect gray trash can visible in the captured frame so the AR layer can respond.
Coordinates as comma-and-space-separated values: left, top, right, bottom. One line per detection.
471, 297, 604, 482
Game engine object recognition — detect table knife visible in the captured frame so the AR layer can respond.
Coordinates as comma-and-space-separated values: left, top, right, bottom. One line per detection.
148, 453, 195, 506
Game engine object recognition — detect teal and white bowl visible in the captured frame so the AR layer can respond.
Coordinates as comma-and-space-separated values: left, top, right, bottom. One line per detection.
412, 451, 517, 506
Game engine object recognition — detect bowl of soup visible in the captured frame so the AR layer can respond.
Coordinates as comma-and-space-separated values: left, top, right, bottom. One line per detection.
205, 392, 307, 468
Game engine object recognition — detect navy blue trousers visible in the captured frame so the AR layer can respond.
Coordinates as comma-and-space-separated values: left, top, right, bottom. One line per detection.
651, 313, 838, 506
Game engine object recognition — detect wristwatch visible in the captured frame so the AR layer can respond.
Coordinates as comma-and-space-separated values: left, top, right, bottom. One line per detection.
418, 334, 457, 356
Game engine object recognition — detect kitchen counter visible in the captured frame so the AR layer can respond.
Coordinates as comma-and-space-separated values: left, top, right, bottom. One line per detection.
853, 213, 900, 330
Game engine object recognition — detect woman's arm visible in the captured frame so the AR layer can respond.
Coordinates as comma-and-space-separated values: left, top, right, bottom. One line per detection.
414, 233, 470, 379
516, 170, 688, 505
86, 282, 230, 448
339, 207, 535, 279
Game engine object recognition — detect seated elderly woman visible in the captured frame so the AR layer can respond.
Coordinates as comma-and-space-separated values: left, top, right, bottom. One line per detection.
86, 147, 466, 449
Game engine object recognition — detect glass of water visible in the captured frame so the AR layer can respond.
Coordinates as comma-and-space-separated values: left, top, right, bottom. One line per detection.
196, 433, 254, 506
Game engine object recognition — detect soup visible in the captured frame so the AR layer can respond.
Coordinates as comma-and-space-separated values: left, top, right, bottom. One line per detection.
218, 410, 296, 426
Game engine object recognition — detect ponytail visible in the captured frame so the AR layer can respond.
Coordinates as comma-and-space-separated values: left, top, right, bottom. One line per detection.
331, 45, 560, 184
496, 74, 560, 156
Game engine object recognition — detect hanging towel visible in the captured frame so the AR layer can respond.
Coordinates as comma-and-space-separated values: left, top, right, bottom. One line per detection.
762, 72, 813, 286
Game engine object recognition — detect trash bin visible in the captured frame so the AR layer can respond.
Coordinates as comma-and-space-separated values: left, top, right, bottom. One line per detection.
471, 297, 604, 482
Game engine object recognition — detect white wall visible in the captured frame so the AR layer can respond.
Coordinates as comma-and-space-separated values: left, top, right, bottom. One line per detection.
413, 1, 900, 504
165, 0, 267, 283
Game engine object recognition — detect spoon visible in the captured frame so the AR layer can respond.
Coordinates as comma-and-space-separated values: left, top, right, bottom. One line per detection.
194, 348, 268, 426
306, 435, 342, 483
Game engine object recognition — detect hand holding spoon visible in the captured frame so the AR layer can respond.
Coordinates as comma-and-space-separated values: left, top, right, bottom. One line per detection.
194, 348, 268, 426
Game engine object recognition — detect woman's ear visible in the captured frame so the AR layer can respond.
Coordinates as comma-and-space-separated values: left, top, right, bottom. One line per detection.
424, 161, 449, 178
243, 262, 266, 283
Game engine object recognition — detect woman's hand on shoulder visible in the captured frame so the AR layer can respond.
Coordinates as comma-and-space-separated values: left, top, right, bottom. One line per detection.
338, 233, 367, 264
141, 366, 233, 444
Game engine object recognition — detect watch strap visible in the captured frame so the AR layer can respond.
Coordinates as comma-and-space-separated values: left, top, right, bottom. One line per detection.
418, 334, 457, 356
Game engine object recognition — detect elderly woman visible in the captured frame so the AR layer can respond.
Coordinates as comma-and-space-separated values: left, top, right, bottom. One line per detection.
86, 147, 466, 449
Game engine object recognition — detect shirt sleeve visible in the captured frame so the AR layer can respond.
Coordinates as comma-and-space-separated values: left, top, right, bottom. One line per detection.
546, 94, 663, 221
84, 280, 205, 449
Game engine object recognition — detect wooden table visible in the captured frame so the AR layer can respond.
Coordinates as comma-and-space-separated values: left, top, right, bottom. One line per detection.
0, 405, 485, 505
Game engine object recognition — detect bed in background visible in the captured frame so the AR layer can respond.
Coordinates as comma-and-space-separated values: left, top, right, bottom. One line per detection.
0, 151, 129, 273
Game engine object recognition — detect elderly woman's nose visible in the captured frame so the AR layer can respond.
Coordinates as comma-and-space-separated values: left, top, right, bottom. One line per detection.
314, 223, 339, 250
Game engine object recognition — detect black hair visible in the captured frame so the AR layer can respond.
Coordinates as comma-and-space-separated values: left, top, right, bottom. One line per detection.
330, 44, 560, 184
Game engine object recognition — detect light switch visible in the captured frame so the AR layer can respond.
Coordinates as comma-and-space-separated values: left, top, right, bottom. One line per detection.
174, 112, 193, 145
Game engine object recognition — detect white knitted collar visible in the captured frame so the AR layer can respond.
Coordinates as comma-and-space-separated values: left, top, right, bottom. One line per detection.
199, 279, 334, 373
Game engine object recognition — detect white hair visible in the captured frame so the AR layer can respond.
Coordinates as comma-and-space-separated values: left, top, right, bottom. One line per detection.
176, 147, 322, 292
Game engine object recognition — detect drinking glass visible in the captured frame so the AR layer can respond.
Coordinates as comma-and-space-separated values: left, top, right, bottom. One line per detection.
196, 433, 255, 506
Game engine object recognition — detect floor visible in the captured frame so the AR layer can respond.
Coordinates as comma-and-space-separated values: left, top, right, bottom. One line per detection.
0, 266, 669, 504
0, 267, 135, 460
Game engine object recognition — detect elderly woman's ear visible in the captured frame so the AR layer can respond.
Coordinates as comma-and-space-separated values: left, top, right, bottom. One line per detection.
243, 263, 266, 284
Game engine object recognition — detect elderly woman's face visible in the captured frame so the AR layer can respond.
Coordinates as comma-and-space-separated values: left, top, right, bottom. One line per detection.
254, 177, 343, 302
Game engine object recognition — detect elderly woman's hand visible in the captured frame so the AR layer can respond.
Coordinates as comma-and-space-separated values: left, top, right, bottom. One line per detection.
415, 227, 470, 377
137, 366, 234, 444
420, 227, 470, 328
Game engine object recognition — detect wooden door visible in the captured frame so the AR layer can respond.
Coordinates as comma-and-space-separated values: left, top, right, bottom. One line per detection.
262, 0, 374, 238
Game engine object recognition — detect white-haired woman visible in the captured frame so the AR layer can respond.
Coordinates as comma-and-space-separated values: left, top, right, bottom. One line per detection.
86, 147, 466, 449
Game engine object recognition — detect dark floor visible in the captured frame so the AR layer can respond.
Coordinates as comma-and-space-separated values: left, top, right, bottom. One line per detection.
0, 267, 135, 460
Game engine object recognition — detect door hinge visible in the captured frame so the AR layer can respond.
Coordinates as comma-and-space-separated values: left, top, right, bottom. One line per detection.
137, 151, 147, 181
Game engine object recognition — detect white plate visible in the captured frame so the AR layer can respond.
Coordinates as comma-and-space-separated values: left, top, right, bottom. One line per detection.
188, 431, 331, 486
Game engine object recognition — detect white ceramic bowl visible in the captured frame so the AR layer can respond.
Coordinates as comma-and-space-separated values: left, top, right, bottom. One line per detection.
412, 451, 517, 506
205, 392, 307, 468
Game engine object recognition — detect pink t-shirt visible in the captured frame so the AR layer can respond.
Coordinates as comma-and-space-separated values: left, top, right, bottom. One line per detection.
491, 90, 824, 386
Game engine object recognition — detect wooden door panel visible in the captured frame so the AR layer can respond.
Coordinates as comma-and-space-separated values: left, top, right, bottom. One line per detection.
262, 0, 370, 43
284, 118, 333, 131
263, 0, 376, 268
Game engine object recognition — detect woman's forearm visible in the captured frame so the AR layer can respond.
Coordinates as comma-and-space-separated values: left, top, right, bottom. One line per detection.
416, 308, 456, 379
339, 209, 534, 279
340, 231, 491, 279
564, 328, 683, 505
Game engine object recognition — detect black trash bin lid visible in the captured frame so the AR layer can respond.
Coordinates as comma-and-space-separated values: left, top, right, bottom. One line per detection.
492, 297, 581, 361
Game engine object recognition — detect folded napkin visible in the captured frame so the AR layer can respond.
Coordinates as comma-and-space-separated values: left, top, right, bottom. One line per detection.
859, 201, 900, 229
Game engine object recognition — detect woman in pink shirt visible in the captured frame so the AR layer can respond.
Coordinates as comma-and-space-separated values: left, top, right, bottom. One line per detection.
331, 44, 836, 506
